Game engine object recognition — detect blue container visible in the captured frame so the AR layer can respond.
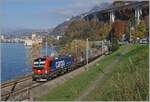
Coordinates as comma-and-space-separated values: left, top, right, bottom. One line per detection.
51, 56, 74, 72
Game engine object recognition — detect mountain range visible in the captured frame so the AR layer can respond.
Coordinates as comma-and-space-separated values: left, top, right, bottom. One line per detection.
1, 2, 111, 37
50, 2, 111, 36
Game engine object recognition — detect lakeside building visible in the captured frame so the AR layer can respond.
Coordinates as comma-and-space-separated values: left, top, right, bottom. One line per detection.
0, 35, 24, 43
24, 32, 43, 46
0, 35, 4, 40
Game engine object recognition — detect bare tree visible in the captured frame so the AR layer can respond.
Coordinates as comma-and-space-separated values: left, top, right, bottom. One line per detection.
26, 43, 41, 66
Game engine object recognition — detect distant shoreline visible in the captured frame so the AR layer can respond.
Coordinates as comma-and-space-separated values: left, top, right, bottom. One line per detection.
0, 42, 24, 44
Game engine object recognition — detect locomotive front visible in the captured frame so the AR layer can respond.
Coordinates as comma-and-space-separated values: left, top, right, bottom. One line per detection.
32, 55, 75, 81
32, 56, 52, 81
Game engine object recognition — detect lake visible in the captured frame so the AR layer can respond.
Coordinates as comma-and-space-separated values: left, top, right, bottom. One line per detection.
1, 43, 52, 83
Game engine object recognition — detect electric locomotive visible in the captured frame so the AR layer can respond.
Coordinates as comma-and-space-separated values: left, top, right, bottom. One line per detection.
32, 55, 74, 81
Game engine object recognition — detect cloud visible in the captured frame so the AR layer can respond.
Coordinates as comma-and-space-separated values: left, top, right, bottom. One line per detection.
4, 0, 65, 3
48, 0, 112, 17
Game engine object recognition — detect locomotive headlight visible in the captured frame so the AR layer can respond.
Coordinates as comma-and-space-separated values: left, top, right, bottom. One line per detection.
45, 70, 48, 74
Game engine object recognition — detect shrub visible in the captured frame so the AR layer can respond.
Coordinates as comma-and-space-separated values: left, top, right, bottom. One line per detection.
111, 38, 119, 52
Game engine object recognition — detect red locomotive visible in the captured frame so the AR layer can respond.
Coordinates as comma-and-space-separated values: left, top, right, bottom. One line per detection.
32, 55, 74, 81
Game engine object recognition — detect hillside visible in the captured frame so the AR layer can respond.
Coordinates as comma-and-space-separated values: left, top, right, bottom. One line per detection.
50, 2, 111, 36
37, 44, 149, 101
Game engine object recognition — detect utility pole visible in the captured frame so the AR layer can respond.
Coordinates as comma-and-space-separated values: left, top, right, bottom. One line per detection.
129, 20, 131, 43
45, 35, 48, 56
73, 40, 78, 63
86, 38, 89, 70
101, 41, 103, 55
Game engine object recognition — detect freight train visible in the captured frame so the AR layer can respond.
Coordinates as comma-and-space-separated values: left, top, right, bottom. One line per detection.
32, 55, 75, 81
32, 46, 108, 81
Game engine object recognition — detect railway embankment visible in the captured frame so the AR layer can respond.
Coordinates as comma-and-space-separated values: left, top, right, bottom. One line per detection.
1, 44, 148, 101
1, 49, 106, 101
37, 44, 149, 101
29, 52, 105, 100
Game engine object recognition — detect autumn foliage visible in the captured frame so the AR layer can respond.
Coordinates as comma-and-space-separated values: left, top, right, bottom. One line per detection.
112, 20, 128, 40
133, 20, 147, 39
64, 19, 111, 42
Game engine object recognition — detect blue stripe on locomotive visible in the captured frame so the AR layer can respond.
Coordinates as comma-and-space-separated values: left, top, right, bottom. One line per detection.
51, 56, 74, 72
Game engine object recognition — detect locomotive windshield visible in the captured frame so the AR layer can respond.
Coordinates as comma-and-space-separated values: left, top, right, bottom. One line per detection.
33, 58, 46, 70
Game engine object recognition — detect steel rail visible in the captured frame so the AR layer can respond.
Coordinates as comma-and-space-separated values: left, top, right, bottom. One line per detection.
1, 75, 32, 89
1, 50, 107, 101
1, 82, 44, 101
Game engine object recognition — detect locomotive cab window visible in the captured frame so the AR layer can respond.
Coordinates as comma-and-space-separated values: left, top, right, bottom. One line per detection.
33, 58, 46, 70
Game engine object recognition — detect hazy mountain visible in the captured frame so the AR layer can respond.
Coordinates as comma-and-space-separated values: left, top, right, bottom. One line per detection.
1, 28, 50, 37
89, 2, 112, 13
50, 2, 111, 36
50, 21, 71, 36
1, 2, 111, 37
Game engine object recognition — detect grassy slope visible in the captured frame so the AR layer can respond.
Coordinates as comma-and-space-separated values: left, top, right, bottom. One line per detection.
83, 44, 149, 101
38, 44, 149, 101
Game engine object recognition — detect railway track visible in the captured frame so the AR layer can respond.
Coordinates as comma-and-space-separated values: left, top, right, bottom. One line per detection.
1, 50, 108, 101
1, 75, 32, 88
1, 75, 46, 101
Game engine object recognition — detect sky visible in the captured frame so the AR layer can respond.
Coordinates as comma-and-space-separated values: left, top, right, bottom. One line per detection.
1, 0, 112, 30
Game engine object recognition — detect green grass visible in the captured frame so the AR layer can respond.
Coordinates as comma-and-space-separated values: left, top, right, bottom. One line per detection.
83, 44, 149, 101
37, 44, 149, 101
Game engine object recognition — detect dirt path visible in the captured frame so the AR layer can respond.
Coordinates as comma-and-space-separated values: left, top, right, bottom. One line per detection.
75, 46, 130, 101
30, 55, 105, 101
